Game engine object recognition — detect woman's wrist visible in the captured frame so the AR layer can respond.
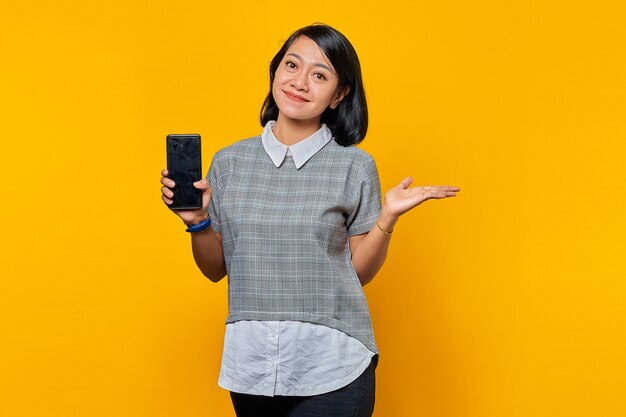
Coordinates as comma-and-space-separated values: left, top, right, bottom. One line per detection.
184, 213, 210, 227
377, 206, 399, 234
185, 215, 211, 233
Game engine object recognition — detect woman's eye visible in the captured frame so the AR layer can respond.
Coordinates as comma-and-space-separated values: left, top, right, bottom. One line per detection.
314, 73, 327, 80
286, 61, 296, 69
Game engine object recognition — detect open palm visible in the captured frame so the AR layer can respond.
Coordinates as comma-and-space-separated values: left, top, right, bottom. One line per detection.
384, 177, 460, 217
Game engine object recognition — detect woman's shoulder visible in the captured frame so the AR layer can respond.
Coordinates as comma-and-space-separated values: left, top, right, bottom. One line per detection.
326, 139, 377, 166
212, 134, 263, 161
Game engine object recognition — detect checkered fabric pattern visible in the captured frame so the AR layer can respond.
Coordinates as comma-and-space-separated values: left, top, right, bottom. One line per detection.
207, 135, 381, 353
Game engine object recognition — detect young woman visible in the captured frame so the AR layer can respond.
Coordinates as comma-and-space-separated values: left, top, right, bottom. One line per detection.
160, 23, 460, 417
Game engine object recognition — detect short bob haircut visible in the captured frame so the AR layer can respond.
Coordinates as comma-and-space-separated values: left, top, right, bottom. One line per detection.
260, 23, 368, 147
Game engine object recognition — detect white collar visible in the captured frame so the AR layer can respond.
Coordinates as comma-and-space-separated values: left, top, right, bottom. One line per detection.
261, 120, 333, 169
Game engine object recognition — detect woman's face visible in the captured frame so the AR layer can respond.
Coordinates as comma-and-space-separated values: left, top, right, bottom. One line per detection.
272, 36, 350, 124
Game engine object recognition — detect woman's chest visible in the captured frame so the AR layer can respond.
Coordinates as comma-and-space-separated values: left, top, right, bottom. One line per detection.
220, 163, 353, 243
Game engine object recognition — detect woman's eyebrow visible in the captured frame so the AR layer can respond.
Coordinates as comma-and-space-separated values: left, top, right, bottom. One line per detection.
287, 53, 333, 72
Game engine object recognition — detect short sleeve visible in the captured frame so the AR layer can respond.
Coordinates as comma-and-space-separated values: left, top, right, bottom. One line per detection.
206, 152, 224, 234
345, 156, 382, 236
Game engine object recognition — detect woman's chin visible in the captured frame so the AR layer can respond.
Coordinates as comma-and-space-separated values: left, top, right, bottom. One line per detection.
277, 109, 322, 124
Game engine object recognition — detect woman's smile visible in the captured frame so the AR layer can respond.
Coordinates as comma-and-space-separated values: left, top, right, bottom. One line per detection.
283, 90, 309, 102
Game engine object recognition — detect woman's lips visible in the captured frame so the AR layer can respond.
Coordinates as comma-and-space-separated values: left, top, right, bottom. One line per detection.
284, 91, 309, 102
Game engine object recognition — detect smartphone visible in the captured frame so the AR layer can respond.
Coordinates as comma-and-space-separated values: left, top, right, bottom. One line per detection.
166, 134, 202, 210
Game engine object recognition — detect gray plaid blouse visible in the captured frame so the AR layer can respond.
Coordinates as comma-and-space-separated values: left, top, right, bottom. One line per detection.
207, 123, 382, 353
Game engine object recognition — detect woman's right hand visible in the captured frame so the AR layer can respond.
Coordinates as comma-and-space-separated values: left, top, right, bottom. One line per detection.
160, 169, 212, 226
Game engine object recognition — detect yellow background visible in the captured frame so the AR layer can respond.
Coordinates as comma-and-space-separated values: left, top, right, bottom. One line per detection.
2, 1, 625, 416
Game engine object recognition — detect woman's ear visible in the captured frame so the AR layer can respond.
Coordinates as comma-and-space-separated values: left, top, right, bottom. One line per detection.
330, 85, 351, 109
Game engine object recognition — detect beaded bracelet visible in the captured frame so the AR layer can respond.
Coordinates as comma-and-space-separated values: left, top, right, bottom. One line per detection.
185, 216, 212, 233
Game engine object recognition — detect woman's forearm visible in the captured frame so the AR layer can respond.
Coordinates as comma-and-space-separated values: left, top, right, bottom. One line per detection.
189, 226, 227, 282
351, 207, 399, 286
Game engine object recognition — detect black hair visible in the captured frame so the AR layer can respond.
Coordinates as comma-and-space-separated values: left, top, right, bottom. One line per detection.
260, 23, 368, 146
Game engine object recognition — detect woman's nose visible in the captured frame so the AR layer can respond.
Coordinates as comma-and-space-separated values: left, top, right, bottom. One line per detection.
291, 71, 308, 91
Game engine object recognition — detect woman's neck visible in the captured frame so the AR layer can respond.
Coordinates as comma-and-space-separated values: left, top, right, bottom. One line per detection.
272, 115, 321, 146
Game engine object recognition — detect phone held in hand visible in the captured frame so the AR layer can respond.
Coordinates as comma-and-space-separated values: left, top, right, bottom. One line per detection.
166, 134, 202, 210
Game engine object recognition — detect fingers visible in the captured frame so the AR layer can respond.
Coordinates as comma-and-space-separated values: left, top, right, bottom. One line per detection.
161, 169, 175, 205
437, 186, 460, 192
404, 185, 460, 199
160, 169, 211, 214
161, 185, 174, 199
160, 170, 175, 188
398, 177, 413, 189
161, 192, 173, 205
424, 185, 461, 199
160, 170, 209, 191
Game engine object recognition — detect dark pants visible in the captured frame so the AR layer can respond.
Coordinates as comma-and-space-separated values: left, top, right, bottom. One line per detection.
230, 356, 377, 417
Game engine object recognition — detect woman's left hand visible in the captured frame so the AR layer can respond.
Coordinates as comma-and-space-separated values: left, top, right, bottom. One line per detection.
384, 177, 460, 218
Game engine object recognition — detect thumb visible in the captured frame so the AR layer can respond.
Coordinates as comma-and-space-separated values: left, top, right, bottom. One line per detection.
193, 179, 210, 192
398, 176, 413, 189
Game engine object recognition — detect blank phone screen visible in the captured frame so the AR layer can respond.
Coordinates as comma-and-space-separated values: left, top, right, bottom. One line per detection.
166, 134, 202, 210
